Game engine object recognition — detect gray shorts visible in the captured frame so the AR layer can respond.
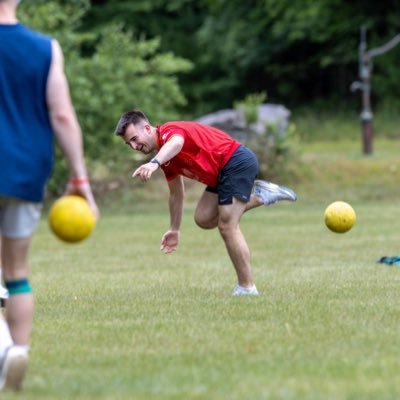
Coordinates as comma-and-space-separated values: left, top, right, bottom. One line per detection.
0, 197, 42, 239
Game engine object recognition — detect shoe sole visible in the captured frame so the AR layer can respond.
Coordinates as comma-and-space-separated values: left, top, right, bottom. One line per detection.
4, 353, 28, 391
254, 180, 297, 201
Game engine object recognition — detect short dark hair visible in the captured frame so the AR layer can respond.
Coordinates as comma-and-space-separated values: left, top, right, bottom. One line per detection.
114, 109, 150, 136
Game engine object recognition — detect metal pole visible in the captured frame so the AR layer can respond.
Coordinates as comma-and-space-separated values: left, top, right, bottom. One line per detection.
359, 26, 373, 154
351, 27, 400, 154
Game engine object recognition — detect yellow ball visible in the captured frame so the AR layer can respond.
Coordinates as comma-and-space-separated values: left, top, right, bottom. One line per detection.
49, 195, 96, 243
324, 201, 356, 233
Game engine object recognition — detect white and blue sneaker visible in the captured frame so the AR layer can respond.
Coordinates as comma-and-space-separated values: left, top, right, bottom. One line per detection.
0, 346, 28, 392
232, 284, 259, 296
253, 180, 297, 205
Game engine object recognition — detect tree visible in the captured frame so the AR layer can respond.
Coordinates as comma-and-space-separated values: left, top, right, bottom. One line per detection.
18, 0, 192, 194
84, 0, 400, 115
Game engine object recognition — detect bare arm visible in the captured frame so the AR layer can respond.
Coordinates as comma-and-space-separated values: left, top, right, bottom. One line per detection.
132, 135, 184, 182
153, 135, 184, 165
46, 40, 99, 218
167, 175, 185, 231
160, 176, 185, 254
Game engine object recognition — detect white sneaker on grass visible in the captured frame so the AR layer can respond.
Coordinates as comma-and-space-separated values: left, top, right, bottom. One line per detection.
253, 180, 297, 205
232, 284, 259, 296
0, 346, 29, 392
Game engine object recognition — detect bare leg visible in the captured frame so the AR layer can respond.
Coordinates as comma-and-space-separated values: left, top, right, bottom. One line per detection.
1, 236, 33, 345
195, 189, 266, 225
195, 192, 255, 287
217, 199, 253, 287
194, 190, 219, 229
245, 193, 264, 212
195, 191, 256, 287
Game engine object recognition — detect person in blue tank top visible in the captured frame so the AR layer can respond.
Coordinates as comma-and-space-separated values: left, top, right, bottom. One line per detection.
0, 0, 100, 392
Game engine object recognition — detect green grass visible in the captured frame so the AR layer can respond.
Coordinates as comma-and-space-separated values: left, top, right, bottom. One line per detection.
4, 197, 400, 399
292, 108, 400, 141
4, 134, 400, 399
291, 138, 400, 204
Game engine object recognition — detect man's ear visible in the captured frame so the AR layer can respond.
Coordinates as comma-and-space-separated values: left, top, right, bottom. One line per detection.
144, 124, 152, 135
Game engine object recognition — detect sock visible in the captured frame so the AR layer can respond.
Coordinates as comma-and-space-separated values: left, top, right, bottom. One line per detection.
0, 318, 13, 358
11, 345, 29, 355
0, 268, 4, 287
238, 284, 256, 291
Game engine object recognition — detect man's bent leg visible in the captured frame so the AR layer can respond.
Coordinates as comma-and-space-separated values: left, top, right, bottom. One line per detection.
194, 190, 219, 229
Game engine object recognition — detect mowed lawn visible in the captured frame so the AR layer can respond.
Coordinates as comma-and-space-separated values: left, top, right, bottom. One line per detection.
11, 196, 400, 400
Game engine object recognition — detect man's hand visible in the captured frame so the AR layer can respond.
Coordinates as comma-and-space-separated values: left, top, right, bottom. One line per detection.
160, 230, 180, 254
132, 162, 159, 182
65, 179, 100, 220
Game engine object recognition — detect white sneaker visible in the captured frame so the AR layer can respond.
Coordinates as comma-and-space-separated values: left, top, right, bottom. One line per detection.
0, 346, 29, 392
232, 284, 259, 296
254, 180, 297, 205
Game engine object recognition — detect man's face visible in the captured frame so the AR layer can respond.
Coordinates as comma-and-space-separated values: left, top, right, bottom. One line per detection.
122, 123, 155, 154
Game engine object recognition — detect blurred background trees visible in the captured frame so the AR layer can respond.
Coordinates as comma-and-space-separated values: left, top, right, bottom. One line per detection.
17, 0, 400, 194
81, 0, 400, 115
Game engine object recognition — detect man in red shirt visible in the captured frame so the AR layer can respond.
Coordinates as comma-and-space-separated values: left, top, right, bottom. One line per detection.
115, 110, 296, 296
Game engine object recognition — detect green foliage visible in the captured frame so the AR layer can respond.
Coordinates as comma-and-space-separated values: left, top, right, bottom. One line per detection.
16, 0, 400, 197
234, 92, 267, 124
17, 0, 90, 53
248, 122, 300, 182
234, 92, 298, 181
372, 47, 400, 109
86, 0, 400, 115
18, 0, 192, 196
67, 24, 192, 155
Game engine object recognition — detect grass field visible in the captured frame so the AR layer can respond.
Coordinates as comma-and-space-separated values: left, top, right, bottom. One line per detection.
3, 138, 400, 399
4, 201, 400, 398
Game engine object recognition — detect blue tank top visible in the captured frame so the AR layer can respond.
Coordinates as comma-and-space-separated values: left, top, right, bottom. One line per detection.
0, 23, 53, 202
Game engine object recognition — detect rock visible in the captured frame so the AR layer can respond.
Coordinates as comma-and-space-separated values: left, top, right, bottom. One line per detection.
196, 104, 291, 143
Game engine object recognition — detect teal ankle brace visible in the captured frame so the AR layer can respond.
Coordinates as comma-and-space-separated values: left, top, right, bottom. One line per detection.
5, 278, 32, 295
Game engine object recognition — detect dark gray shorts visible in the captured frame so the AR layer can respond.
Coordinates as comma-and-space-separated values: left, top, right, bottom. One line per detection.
206, 145, 259, 205
0, 196, 42, 239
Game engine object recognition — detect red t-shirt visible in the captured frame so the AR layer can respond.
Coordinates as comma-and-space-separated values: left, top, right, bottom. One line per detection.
157, 121, 241, 187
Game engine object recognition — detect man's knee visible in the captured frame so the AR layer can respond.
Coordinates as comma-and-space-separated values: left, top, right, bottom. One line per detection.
194, 213, 217, 229
217, 220, 233, 238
